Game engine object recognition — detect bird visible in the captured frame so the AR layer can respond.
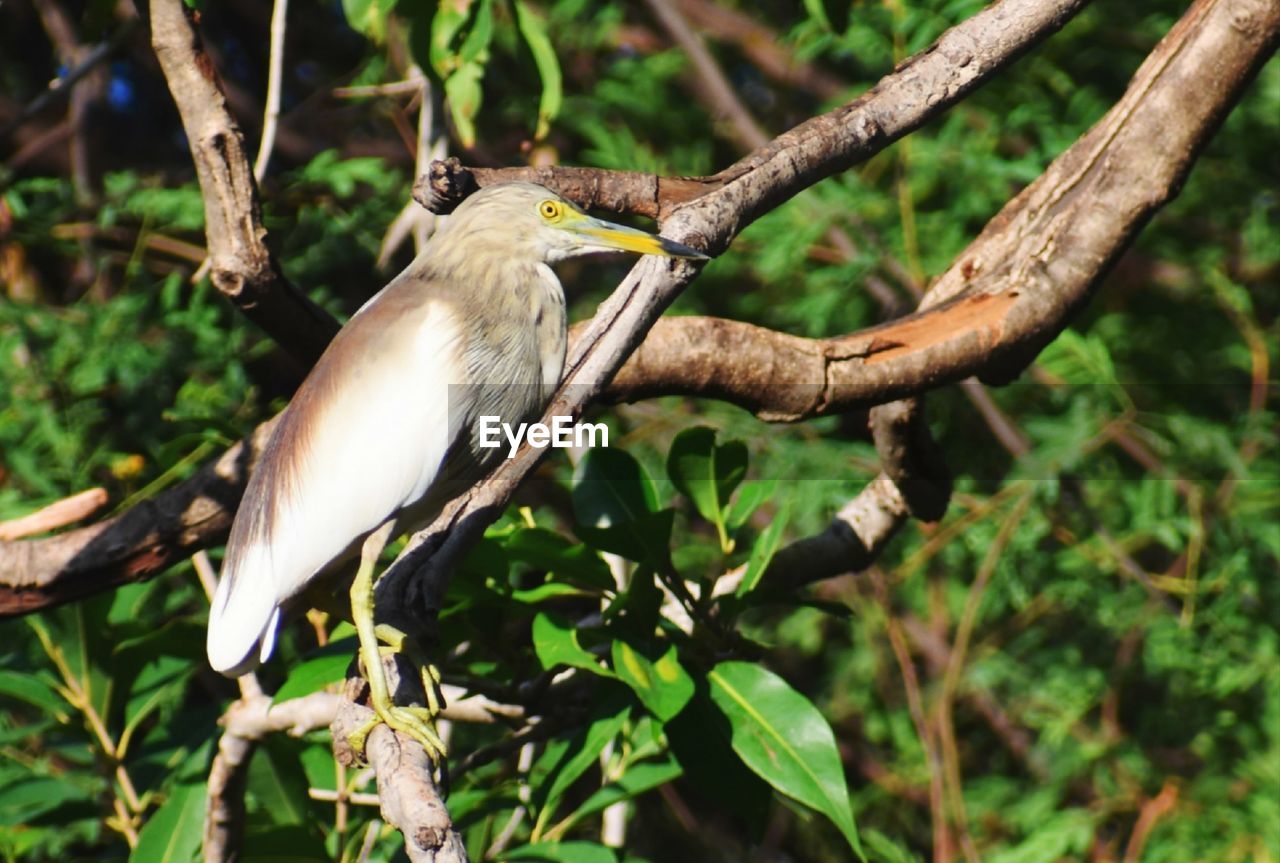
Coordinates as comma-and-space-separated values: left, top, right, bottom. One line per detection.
206, 181, 705, 756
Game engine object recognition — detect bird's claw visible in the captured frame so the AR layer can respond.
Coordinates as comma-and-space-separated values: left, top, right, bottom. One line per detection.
347, 699, 448, 765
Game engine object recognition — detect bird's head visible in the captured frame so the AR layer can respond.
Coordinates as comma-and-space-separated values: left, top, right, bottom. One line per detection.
437, 182, 708, 264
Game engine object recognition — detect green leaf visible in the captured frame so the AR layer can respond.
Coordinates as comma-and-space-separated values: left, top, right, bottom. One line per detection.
611, 640, 694, 722
129, 782, 204, 863
272, 637, 356, 703
445, 62, 486, 148
737, 495, 792, 597
707, 661, 862, 858
503, 527, 615, 590
574, 511, 674, 571
725, 478, 777, 531
574, 448, 673, 570
0, 776, 94, 827
666, 426, 747, 553
503, 841, 618, 863
532, 704, 631, 839
458, 0, 495, 65
121, 655, 191, 755
802, 0, 833, 30
532, 612, 612, 677
560, 757, 682, 831
573, 447, 660, 525
665, 694, 771, 829
0, 670, 68, 720
430, 0, 482, 74
510, 581, 595, 604
247, 737, 311, 826
238, 825, 331, 863
341, 0, 399, 41
513, 0, 563, 141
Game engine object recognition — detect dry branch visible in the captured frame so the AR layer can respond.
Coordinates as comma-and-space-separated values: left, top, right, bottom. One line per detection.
149, 0, 338, 365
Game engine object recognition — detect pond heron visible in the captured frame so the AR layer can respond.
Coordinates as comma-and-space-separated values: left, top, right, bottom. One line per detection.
206, 181, 705, 758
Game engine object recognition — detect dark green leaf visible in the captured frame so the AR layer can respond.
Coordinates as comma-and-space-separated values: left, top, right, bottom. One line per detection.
272, 637, 356, 704
708, 661, 861, 858
129, 782, 204, 863
503, 841, 618, 863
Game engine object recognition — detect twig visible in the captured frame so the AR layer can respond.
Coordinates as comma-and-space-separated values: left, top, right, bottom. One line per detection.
0, 488, 107, 540
253, 0, 289, 183
934, 489, 1033, 863
377, 67, 444, 270
334, 79, 430, 99
867, 567, 952, 859
1121, 780, 1179, 863
674, 0, 845, 101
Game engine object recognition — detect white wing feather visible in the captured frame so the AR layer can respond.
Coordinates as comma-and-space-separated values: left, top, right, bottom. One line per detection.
207, 302, 464, 675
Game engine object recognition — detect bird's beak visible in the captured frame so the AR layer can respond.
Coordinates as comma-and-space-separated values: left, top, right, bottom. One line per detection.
568, 212, 709, 260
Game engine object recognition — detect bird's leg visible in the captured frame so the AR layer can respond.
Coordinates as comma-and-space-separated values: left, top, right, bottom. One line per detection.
346, 521, 448, 764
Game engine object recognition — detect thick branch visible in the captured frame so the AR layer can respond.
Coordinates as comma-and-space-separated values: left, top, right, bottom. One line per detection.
149, 0, 338, 365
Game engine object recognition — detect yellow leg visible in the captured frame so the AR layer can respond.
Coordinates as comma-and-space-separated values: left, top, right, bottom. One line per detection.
346, 522, 448, 763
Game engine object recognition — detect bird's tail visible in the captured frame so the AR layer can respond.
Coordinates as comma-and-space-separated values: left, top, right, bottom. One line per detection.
206, 548, 282, 677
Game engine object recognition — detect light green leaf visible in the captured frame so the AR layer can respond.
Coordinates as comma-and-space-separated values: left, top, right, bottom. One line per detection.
708, 661, 862, 858
445, 62, 486, 148
737, 495, 792, 597
802, 0, 833, 31
725, 478, 777, 531
513, 0, 563, 141
341, 0, 399, 42
611, 640, 694, 722
532, 612, 612, 677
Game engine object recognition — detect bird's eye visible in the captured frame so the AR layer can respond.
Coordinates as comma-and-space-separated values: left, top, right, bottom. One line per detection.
538, 200, 563, 222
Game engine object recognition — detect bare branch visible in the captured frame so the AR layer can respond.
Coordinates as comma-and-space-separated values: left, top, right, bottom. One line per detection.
149, 0, 338, 365
252, 0, 289, 183
0, 488, 108, 541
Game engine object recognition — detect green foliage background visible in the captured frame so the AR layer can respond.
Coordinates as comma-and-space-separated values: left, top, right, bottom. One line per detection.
0, 1, 1276, 861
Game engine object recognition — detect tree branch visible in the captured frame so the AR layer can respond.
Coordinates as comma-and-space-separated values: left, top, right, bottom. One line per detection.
149, 0, 338, 366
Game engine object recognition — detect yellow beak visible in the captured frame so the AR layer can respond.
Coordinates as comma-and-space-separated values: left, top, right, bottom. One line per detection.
568, 213, 708, 259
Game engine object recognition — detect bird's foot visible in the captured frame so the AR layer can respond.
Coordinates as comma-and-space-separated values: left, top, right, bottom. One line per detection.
347, 523, 448, 768
347, 698, 448, 764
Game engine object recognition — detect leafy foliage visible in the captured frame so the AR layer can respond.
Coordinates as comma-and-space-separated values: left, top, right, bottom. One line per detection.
1, 0, 1276, 862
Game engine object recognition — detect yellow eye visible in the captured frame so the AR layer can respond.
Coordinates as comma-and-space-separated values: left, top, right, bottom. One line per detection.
538, 199, 563, 221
